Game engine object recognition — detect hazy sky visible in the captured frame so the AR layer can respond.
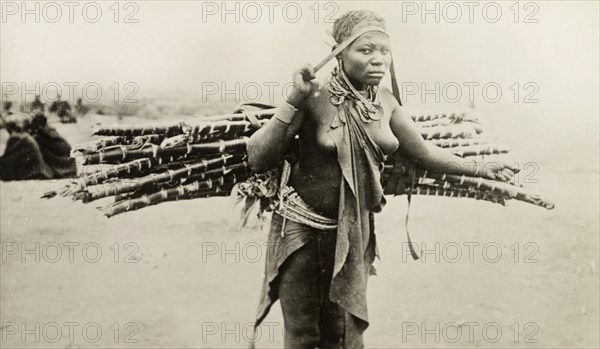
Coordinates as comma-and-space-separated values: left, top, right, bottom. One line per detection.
1, 1, 598, 170
1, 1, 597, 102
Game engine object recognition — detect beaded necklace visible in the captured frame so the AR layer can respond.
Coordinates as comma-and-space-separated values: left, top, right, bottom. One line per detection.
328, 60, 382, 123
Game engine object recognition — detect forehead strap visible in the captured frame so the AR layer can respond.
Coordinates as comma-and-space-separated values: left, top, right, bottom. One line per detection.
314, 26, 388, 72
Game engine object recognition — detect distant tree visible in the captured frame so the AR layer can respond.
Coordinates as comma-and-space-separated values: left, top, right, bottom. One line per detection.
31, 95, 45, 115
74, 97, 90, 116
2, 94, 12, 112
49, 95, 76, 123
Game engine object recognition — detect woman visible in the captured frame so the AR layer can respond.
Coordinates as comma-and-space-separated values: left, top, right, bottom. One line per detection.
247, 10, 517, 349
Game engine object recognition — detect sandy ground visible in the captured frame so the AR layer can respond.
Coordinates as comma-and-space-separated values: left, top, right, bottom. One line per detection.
1, 115, 598, 348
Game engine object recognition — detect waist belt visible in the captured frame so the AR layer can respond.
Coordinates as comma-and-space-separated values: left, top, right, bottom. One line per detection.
276, 185, 338, 233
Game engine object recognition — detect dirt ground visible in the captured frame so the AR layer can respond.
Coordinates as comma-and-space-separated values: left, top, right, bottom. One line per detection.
1, 115, 598, 348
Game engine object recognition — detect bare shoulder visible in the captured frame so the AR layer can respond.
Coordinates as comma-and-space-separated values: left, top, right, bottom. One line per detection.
378, 86, 401, 111
305, 78, 330, 104
303, 80, 335, 123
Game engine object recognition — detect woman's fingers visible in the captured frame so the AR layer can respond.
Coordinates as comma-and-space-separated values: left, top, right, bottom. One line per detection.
494, 168, 515, 182
497, 161, 519, 174
292, 64, 316, 86
503, 168, 515, 176
495, 171, 509, 182
288, 63, 316, 105
502, 168, 515, 180
299, 64, 316, 81
482, 161, 519, 182
292, 73, 305, 87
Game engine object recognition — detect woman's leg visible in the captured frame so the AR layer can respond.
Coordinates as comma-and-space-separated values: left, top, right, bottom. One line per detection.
317, 231, 344, 349
278, 239, 321, 348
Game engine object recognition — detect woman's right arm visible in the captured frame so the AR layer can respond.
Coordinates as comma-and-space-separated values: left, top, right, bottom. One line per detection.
246, 105, 305, 173
247, 64, 316, 173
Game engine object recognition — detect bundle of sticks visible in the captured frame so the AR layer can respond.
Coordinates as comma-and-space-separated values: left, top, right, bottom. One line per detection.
42, 107, 554, 217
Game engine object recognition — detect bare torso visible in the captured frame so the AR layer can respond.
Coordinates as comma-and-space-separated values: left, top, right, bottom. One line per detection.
288, 81, 400, 218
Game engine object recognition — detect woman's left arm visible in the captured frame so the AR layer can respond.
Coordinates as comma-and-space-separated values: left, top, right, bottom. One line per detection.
388, 98, 518, 182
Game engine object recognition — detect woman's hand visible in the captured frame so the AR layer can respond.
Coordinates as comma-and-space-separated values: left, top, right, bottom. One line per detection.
286, 63, 316, 108
479, 161, 520, 182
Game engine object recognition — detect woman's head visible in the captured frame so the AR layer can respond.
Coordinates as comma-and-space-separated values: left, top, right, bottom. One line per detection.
332, 10, 391, 89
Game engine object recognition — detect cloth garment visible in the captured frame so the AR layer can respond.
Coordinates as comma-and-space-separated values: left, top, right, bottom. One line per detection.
325, 71, 386, 348
260, 212, 345, 348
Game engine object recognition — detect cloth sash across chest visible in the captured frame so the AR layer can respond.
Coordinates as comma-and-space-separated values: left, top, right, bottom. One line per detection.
327, 91, 388, 347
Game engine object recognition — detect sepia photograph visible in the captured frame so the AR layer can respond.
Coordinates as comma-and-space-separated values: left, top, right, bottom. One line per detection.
1, 1, 598, 348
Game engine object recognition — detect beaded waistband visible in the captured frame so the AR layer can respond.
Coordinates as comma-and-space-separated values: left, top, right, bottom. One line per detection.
275, 185, 338, 232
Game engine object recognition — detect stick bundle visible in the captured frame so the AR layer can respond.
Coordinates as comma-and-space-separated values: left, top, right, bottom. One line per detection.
44, 107, 554, 217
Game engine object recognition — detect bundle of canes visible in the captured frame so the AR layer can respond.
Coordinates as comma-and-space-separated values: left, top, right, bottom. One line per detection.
43, 109, 274, 216
382, 157, 555, 210
101, 170, 248, 218
43, 104, 553, 217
